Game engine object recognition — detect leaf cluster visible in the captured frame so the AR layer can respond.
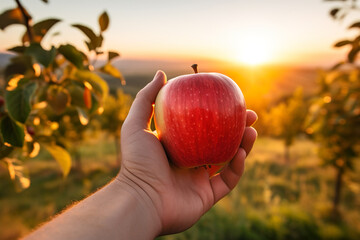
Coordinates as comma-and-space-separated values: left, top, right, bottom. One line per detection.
327, 0, 360, 65
306, 70, 360, 170
99, 89, 132, 137
307, 0, 360, 171
262, 87, 308, 147
0, 0, 123, 190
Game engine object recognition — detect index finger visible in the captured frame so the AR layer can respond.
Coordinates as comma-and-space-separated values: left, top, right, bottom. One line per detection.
122, 71, 167, 132
246, 110, 257, 126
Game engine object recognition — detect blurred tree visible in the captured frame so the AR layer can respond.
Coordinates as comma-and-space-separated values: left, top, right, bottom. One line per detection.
100, 89, 132, 166
307, 69, 360, 216
0, 0, 123, 190
55, 110, 101, 175
306, 0, 360, 216
263, 87, 308, 162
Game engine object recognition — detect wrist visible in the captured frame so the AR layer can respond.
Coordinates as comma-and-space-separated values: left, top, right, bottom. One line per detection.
112, 175, 162, 238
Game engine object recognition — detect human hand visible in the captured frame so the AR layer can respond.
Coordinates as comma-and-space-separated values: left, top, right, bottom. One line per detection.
117, 70, 257, 236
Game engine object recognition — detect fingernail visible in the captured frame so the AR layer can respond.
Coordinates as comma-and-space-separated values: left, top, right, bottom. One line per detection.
154, 70, 167, 84
154, 70, 162, 79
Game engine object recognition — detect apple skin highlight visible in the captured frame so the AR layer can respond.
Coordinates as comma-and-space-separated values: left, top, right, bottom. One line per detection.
154, 72, 246, 173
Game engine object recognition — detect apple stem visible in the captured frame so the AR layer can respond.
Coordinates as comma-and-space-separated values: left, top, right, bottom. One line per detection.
191, 64, 198, 73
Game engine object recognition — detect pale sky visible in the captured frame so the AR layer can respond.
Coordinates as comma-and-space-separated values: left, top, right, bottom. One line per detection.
0, 0, 355, 67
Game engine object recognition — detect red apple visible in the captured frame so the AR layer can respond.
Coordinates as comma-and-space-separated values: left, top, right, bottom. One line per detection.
154, 65, 246, 176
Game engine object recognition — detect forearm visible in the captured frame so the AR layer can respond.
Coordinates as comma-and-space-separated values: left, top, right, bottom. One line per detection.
24, 179, 162, 240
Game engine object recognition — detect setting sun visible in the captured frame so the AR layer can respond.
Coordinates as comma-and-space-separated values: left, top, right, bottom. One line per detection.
234, 34, 275, 66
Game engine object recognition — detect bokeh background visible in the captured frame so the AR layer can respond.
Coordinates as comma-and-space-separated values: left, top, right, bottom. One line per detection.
0, 0, 359, 239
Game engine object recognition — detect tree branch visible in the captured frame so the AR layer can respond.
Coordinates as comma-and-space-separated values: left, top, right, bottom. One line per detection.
15, 0, 33, 43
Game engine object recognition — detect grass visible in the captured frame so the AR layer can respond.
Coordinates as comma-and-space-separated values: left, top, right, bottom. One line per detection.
0, 136, 359, 240
0, 134, 119, 240
159, 137, 360, 240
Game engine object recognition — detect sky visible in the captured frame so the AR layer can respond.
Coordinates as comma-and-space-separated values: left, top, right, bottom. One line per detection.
0, 0, 355, 67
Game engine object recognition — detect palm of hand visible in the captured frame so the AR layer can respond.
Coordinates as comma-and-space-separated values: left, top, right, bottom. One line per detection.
120, 127, 215, 234
118, 71, 257, 235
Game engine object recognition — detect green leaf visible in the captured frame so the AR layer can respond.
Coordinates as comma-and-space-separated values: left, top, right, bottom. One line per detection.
7, 46, 26, 54
85, 41, 95, 52
344, 94, 359, 115
66, 81, 99, 114
334, 40, 352, 48
4, 55, 33, 79
89, 91, 100, 114
348, 47, 360, 63
99, 11, 109, 32
330, 8, 339, 19
0, 143, 14, 160
74, 70, 109, 101
25, 43, 56, 67
0, 115, 25, 147
0, 8, 25, 30
67, 82, 87, 108
72, 24, 97, 43
100, 62, 125, 84
71, 24, 101, 50
22, 18, 61, 43
108, 51, 120, 61
5, 82, 37, 124
46, 85, 71, 114
76, 107, 89, 125
58, 44, 84, 69
43, 144, 71, 177
331, 61, 345, 70
96, 34, 104, 49
3, 158, 30, 192
348, 21, 360, 29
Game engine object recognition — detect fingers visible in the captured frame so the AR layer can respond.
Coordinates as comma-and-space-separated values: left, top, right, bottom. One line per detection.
243, 110, 258, 155
122, 71, 167, 132
246, 109, 257, 127
210, 148, 246, 203
210, 109, 257, 203
241, 127, 257, 156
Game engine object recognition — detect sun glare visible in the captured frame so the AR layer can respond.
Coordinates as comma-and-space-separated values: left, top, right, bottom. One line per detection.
234, 35, 275, 66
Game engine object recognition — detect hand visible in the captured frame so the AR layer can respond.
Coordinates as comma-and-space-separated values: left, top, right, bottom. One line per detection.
117, 70, 257, 235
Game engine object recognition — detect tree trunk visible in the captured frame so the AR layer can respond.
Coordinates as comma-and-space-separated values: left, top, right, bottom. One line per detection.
74, 150, 83, 173
332, 166, 344, 217
73, 149, 84, 176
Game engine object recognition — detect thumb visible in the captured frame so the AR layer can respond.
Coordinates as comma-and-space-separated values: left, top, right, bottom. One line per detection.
122, 70, 167, 132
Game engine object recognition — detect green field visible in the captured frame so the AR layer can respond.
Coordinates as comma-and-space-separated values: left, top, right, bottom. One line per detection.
1, 136, 359, 240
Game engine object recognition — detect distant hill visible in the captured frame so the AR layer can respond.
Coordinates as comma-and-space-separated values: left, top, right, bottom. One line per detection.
0, 52, 321, 106
0, 52, 15, 88
0, 52, 14, 71
94, 58, 322, 107
112, 58, 193, 77
102, 57, 233, 97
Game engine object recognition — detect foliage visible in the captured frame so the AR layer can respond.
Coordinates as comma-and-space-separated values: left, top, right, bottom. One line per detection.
99, 89, 133, 165
327, 0, 360, 66
1, 137, 359, 239
262, 87, 308, 161
158, 137, 360, 240
306, 70, 360, 170
0, 0, 123, 191
305, 0, 360, 213
100, 89, 132, 138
